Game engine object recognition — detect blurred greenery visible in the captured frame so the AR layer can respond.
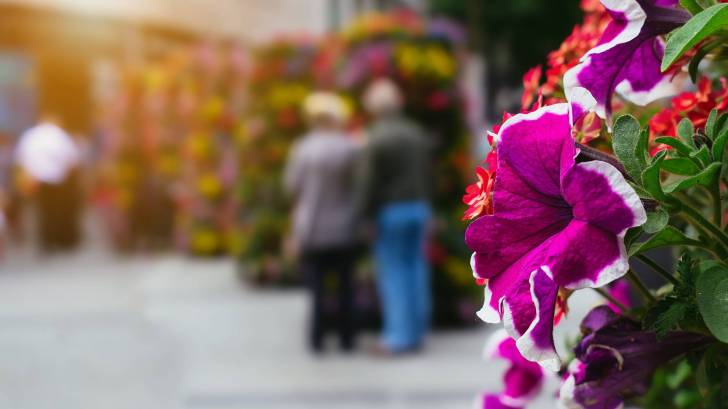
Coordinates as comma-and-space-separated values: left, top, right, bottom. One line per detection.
429, 0, 582, 114
429, 0, 581, 72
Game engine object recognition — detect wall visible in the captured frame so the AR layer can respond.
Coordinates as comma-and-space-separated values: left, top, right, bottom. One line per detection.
0, 0, 329, 43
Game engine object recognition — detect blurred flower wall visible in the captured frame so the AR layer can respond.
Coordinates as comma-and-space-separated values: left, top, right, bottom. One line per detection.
94, 10, 479, 326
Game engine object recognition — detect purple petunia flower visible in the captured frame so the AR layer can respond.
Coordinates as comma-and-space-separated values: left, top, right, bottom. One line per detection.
564, 0, 691, 120
480, 329, 545, 409
337, 42, 394, 88
464, 91, 647, 371
427, 18, 467, 46
559, 306, 711, 409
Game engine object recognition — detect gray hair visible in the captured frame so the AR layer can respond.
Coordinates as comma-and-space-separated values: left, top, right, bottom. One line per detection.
363, 79, 403, 116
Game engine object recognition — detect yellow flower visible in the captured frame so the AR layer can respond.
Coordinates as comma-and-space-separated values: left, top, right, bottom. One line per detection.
265, 83, 309, 111
187, 133, 213, 159
200, 95, 224, 122
443, 256, 473, 287
115, 163, 137, 185
395, 44, 421, 76
394, 44, 456, 81
191, 229, 220, 254
197, 173, 222, 198
426, 46, 455, 79
234, 122, 249, 145
158, 154, 179, 175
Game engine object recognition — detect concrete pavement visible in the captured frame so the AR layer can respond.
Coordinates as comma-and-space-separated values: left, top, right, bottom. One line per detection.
0, 249, 495, 409
0, 243, 599, 409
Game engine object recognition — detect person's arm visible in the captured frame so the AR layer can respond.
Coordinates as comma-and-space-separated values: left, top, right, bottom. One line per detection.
283, 141, 303, 199
353, 135, 377, 222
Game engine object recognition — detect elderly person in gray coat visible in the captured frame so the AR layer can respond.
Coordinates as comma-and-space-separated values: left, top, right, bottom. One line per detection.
284, 92, 360, 353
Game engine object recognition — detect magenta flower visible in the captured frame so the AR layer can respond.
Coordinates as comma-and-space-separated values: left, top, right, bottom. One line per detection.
465, 93, 646, 370
559, 306, 711, 409
564, 0, 690, 120
606, 278, 632, 313
480, 330, 545, 409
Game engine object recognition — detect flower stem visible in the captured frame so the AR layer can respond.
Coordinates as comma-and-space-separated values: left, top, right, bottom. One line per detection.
635, 254, 679, 286
674, 213, 728, 259
681, 203, 728, 250
674, 191, 707, 210
627, 270, 655, 303
575, 142, 633, 182
593, 287, 628, 313
711, 183, 722, 228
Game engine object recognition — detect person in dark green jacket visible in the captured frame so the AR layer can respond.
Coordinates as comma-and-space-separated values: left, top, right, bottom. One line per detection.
357, 79, 432, 354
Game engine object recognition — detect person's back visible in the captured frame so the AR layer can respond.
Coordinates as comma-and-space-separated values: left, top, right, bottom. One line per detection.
15, 120, 82, 251
285, 130, 359, 251
365, 115, 430, 214
284, 117, 361, 353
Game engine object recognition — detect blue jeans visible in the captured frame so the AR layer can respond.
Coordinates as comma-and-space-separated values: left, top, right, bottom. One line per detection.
375, 201, 431, 350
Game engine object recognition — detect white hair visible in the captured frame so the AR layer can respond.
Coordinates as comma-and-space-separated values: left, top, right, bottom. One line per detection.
303, 92, 348, 124
363, 78, 403, 115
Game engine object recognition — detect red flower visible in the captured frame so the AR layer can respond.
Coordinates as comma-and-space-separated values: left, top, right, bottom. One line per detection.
649, 109, 678, 141
276, 107, 299, 129
462, 166, 496, 221
650, 77, 728, 155
521, 66, 542, 110
426, 91, 450, 111
672, 92, 698, 112
519, 1, 609, 118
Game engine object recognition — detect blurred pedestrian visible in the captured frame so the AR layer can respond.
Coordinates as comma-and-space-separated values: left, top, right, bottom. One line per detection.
15, 117, 82, 252
284, 92, 360, 353
358, 79, 432, 355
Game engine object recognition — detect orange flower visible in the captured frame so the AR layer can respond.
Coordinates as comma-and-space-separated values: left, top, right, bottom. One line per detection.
462, 167, 496, 221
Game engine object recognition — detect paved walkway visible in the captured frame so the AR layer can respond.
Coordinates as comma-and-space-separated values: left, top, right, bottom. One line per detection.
0, 248, 502, 409
0, 241, 600, 409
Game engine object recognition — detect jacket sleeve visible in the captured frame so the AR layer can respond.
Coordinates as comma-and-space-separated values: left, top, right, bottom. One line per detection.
352, 137, 377, 221
283, 142, 303, 198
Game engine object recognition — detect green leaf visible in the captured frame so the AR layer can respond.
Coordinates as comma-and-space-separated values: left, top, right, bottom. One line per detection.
706, 109, 718, 139
676, 252, 698, 292
696, 344, 728, 406
662, 157, 702, 175
688, 39, 722, 83
629, 182, 654, 199
655, 136, 695, 156
642, 151, 669, 201
629, 225, 704, 256
717, 113, 728, 136
637, 128, 650, 167
678, 118, 696, 148
689, 144, 711, 167
644, 208, 670, 234
663, 162, 721, 193
612, 115, 645, 182
712, 127, 728, 162
680, 0, 704, 15
625, 226, 643, 248
697, 261, 728, 342
662, 4, 728, 72
667, 359, 693, 389
657, 302, 689, 338
645, 298, 689, 338
675, 390, 702, 409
